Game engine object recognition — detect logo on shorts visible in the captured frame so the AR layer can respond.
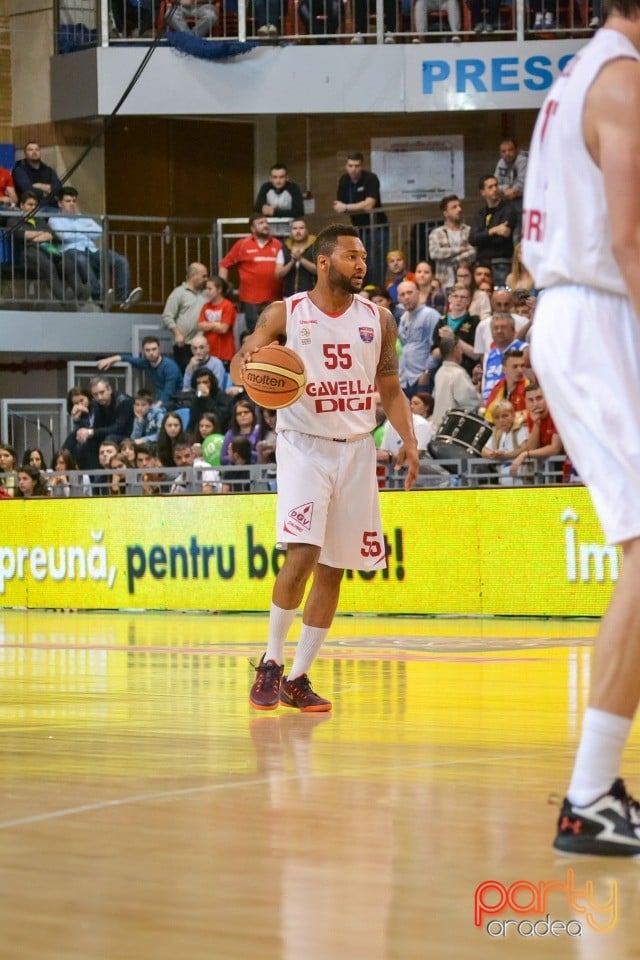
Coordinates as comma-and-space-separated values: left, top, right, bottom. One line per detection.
359, 326, 374, 343
284, 501, 314, 536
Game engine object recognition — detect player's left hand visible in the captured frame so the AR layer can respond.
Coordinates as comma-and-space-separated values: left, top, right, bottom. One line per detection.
395, 442, 420, 490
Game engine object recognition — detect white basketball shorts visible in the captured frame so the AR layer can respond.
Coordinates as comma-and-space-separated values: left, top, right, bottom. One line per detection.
531, 285, 640, 545
275, 430, 386, 571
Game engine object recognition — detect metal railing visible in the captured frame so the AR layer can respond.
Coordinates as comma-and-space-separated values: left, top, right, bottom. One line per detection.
56, 0, 594, 49
0, 456, 574, 498
0, 209, 437, 311
0, 212, 217, 311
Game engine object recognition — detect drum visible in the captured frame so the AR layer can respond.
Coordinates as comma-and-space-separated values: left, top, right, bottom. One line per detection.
429, 410, 493, 459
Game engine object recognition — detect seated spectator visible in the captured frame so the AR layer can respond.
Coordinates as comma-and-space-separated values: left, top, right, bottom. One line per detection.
512, 288, 537, 326
12, 142, 62, 206
410, 392, 434, 421
111, 0, 155, 36
385, 250, 415, 306
466, 0, 501, 32
256, 407, 277, 464
193, 411, 222, 444
505, 243, 535, 294
118, 438, 138, 468
474, 286, 531, 359
379, 409, 434, 467
352, 0, 398, 38
221, 398, 260, 464
414, 261, 447, 314
481, 400, 529, 485
484, 348, 530, 423
509, 381, 564, 479
431, 284, 481, 376
22, 448, 48, 472
183, 333, 230, 394
15, 465, 50, 498
198, 277, 237, 368
158, 411, 190, 468
252, 0, 289, 36
62, 387, 92, 467
64, 377, 135, 471
192, 440, 223, 494
481, 312, 529, 404
221, 436, 253, 492
254, 164, 304, 219
98, 336, 182, 407
164, 0, 218, 35
107, 453, 129, 496
130, 389, 166, 445
455, 264, 491, 320
11, 191, 89, 303
299, 0, 341, 38
369, 287, 395, 312
48, 187, 142, 310
431, 332, 480, 433
135, 443, 168, 496
0, 166, 17, 208
168, 441, 198, 494
414, 0, 462, 39
92, 439, 120, 496
187, 368, 233, 434
0, 444, 18, 496
49, 448, 91, 498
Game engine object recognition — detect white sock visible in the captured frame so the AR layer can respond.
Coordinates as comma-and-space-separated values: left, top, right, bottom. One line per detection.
264, 603, 297, 665
567, 707, 632, 806
287, 624, 328, 681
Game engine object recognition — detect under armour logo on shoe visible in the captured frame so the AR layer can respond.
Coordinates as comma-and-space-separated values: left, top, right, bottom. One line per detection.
560, 816, 582, 835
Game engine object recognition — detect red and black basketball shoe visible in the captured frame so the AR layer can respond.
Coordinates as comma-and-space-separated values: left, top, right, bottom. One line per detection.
553, 778, 640, 856
249, 654, 284, 711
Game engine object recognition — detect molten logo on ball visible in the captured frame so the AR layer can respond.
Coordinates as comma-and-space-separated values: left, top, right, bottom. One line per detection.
246, 371, 288, 389
243, 344, 307, 410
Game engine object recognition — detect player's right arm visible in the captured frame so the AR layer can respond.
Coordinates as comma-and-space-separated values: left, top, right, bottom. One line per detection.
584, 57, 640, 322
230, 301, 287, 386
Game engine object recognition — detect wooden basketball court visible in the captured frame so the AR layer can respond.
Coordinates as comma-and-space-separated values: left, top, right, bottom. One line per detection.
1, 609, 638, 959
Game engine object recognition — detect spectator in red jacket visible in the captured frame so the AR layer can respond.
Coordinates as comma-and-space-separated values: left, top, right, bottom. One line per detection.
218, 214, 283, 334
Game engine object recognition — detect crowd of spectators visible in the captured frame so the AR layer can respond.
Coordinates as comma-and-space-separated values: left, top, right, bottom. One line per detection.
105, 0, 600, 42
0, 144, 142, 311
0, 137, 572, 498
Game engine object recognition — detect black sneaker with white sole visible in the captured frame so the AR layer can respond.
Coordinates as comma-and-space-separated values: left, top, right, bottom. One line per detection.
554, 778, 640, 856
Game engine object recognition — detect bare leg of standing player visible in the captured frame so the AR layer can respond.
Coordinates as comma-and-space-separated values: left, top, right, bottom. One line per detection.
250, 544, 343, 713
524, 5, 640, 854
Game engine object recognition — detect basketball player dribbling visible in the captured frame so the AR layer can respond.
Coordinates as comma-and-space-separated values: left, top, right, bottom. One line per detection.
230, 224, 419, 713
523, 0, 640, 855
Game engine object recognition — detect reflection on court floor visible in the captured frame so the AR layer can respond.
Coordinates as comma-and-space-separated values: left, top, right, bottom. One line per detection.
3, 610, 640, 959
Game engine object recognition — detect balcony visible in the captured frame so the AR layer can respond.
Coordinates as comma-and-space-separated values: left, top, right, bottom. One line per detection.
52, 0, 590, 120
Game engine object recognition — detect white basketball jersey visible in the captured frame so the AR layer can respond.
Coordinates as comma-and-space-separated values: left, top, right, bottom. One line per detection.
277, 292, 382, 439
523, 29, 640, 294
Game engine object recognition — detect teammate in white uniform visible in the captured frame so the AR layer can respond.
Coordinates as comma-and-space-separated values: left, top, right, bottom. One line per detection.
231, 224, 419, 713
523, 8, 640, 855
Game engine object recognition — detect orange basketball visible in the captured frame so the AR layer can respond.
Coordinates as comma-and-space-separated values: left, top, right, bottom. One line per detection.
243, 344, 307, 409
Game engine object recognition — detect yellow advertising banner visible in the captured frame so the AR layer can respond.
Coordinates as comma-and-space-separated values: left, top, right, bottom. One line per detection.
0, 489, 617, 615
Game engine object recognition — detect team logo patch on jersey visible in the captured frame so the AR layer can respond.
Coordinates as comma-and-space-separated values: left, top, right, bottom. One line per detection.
283, 501, 314, 536
359, 326, 374, 343
300, 326, 312, 345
